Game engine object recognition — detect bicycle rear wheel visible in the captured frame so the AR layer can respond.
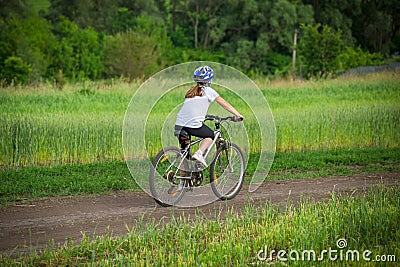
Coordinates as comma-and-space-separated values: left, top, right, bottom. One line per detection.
149, 146, 187, 207
210, 143, 245, 200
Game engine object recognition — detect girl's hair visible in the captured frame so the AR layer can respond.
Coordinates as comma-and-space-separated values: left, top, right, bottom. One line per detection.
185, 83, 204, 98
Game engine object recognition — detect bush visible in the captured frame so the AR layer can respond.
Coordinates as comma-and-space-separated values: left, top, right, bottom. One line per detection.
298, 24, 343, 79
1, 56, 31, 85
338, 46, 384, 70
49, 17, 103, 81
103, 30, 161, 80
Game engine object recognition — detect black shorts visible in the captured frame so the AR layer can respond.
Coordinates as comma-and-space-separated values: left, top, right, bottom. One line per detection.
175, 124, 214, 151
175, 124, 215, 139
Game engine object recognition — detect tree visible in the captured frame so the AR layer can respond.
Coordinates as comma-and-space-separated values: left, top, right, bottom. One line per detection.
303, 0, 399, 55
302, 0, 361, 46
47, 0, 120, 33
103, 30, 162, 80
49, 17, 103, 81
162, 0, 224, 49
298, 23, 343, 78
222, 0, 313, 75
352, 0, 399, 55
0, 12, 56, 83
0, 0, 29, 21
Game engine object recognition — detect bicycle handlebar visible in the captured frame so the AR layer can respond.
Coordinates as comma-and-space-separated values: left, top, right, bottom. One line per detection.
205, 114, 243, 122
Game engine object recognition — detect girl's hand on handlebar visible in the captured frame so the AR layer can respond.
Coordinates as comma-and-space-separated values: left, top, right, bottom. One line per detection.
234, 114, 244, 122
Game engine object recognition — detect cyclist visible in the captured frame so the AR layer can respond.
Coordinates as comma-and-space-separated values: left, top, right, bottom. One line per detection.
175, 66, 243, 167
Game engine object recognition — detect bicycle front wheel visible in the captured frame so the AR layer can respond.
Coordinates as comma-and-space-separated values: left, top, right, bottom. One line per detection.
210, 143, 245, 200
149, 146, 187, 207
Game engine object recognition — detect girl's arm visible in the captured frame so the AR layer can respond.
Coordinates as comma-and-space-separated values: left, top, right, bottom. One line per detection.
215, 96, 243, 119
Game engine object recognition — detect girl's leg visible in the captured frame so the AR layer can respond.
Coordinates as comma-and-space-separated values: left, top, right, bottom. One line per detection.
199, 138, 213, 154
183, 125, 214, 166
183, 124, 215, 155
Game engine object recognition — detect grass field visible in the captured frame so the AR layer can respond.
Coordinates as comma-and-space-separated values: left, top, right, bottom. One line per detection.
1, 185, 398, 266
1, 72, 399, 205
1, 147, 398, 205
1, 72, 399, 169
1, 72, 399, 265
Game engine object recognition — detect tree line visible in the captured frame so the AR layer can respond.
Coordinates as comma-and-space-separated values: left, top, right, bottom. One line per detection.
0, 0, 398, 85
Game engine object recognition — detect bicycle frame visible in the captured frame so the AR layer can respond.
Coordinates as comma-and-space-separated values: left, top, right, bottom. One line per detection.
180, 130, 221, 158
149, 115, 244, 206
168, 115, 238, 181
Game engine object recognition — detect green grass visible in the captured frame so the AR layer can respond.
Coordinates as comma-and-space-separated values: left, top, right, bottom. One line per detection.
1, 185, 399, 266
1, 147, 398, 206
0, 73, 399, 265
0, 161, 139, 205
0, 85, 130, 168
265, 74, 400, 151
0, 73, 399, 169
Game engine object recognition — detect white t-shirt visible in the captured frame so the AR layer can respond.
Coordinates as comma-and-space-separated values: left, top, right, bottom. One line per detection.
175, 86, 219, 128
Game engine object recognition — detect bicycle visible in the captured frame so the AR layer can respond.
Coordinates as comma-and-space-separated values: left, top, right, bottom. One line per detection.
149, 115, 246, 207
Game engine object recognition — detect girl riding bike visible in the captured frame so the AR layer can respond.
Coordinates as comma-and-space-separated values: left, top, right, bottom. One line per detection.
174, 66, 244, 167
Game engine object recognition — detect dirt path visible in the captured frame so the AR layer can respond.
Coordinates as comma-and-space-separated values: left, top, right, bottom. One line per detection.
0, 172, 399, 256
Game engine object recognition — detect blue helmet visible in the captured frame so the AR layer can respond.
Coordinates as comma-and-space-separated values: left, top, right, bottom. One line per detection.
193, 66, 214, 83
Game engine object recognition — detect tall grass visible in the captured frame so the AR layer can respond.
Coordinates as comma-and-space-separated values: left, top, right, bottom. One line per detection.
274, 103, 399, 151
1, 113, 123, 167
1, 147, 398, 205
1, 185, 398, 265
0, 73, 399, 168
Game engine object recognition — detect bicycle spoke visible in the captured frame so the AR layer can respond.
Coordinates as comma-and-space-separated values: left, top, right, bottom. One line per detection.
151, 116, 245, 206
210, 143, 245, 200
149, 146, 187, 206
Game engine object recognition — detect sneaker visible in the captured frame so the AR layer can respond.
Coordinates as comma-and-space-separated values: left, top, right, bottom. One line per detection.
192, 150, 207, 167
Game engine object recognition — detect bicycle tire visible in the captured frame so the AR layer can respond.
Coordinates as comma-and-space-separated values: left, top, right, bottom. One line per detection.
210, 143, 245, 200
149, 146, 187, 207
